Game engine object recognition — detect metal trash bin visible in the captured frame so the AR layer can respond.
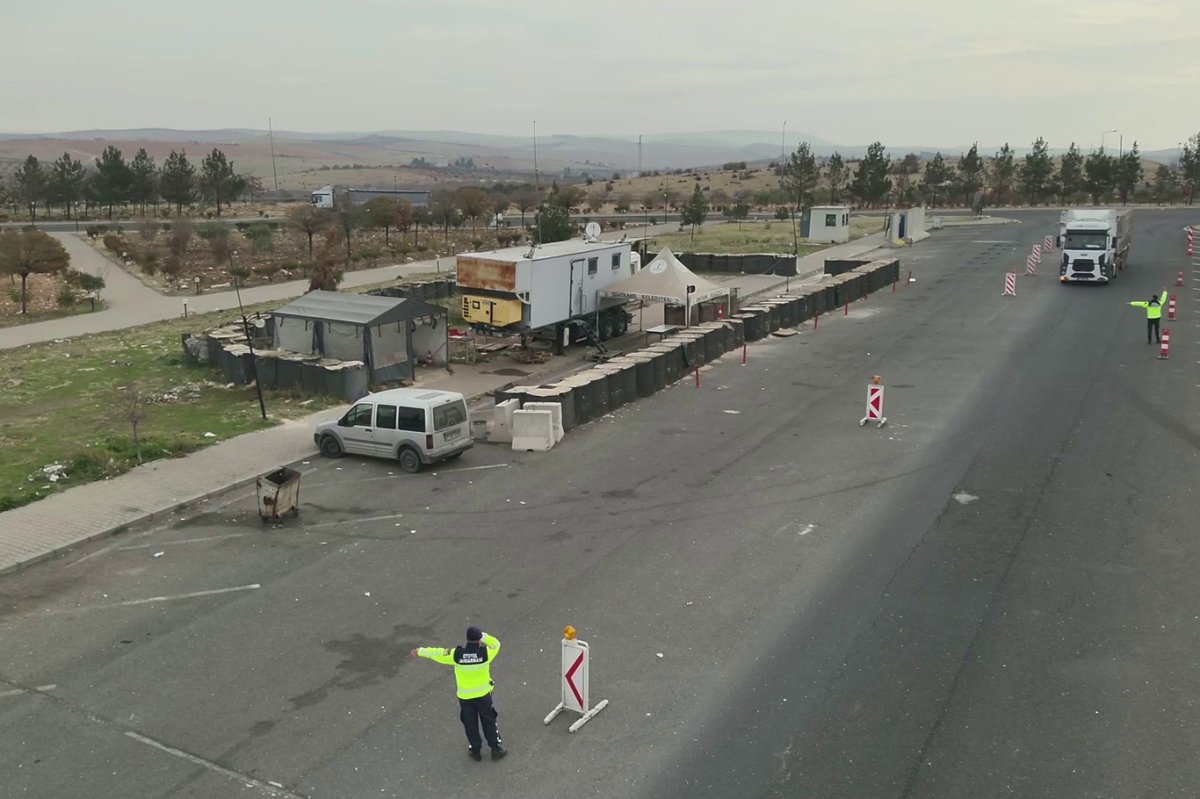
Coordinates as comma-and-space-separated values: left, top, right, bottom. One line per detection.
257, 467, 301, 524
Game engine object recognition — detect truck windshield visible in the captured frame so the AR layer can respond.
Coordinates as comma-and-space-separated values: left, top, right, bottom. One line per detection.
1064, 230, 1107, 250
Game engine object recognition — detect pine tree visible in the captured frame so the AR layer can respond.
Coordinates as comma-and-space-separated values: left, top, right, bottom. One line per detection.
14, 155, 46, 222
957, 143, 985, 206
680, 184, 709, 240
921, 153, 954, 207
1056, 143, 1085, 204
47, 153, 86, 218
160, 150, 196, 214
129, 148, 158, 215
92, 146, 132, 218
199, 148, 243, 216
1116, 142, 1143, 205
989, 144, 1016, 205
1017, 137, 1054, 205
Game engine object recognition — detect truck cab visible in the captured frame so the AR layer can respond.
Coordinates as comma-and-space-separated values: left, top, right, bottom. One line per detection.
1057, 209, 1131, 284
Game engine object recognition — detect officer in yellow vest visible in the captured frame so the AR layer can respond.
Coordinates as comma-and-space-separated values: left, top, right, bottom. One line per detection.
1128, 288, 1168, 344
410, 626, 507, 761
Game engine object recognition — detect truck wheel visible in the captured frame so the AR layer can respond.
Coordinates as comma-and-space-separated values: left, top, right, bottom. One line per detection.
598, 314, 614, 341
615, 313, 629, 335
319, 435, 344, 459
398, 447, 423, 474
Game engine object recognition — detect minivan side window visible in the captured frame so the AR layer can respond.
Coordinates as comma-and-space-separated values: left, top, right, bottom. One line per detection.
376, 404, 398, 430
345, 403, 373, 427
396, 406, 425, 432
433, 400, 468, 430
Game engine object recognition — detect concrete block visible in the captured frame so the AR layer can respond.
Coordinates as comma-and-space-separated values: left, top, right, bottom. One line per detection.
524, 401, 565, 442
489, 398, 519, 443
511, 409, 556, 452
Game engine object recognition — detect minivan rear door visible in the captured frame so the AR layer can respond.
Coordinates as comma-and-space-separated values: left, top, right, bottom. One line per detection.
431, 398, 469, 451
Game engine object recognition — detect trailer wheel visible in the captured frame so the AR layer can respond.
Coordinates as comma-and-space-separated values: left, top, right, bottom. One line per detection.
598, 313, 615, 341
615, 313, 629, 336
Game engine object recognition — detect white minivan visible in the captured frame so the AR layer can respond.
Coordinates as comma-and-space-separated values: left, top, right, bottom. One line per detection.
314, 388, 472, 473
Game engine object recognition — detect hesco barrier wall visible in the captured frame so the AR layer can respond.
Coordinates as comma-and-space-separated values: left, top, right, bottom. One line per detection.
369, 278, 456, 302
495, 258, 900, 431
671, 252, 797, 277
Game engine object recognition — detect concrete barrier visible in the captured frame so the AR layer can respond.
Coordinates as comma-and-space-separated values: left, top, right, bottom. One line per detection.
489, 398, 520, 443
511, 409, 556, 452
523, 401, 565, 442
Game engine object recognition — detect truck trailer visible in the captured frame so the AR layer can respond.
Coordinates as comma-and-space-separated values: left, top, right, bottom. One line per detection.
457, 239, 642, 347
1057, 208, 1133, 284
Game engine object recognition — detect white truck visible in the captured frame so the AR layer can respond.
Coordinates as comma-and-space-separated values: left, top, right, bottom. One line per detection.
457, 239, 641, 350
1057, 208, 1133, 284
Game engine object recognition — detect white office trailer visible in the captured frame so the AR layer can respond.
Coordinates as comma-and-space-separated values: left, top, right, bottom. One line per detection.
802, 206, 851, 243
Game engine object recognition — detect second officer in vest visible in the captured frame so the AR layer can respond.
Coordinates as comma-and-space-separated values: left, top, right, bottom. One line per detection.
1129, 288, 1168, 344
410, 626, 508, 761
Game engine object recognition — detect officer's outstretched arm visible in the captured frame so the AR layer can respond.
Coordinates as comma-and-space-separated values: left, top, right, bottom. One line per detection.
482, 633, 501, 658
416, 647, 455, 664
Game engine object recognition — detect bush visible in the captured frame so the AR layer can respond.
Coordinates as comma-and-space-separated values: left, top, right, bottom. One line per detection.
169, 218, 193, 256
102, 233, 123, 252
56, 286, 77, 307
85, 225, 109, 239
415, 243, 429, 253
8, 287, 22, 304
196, 220, 230, 241
245, 222, 274, 253
138, 218, 158, 241
253, 264, 282, 281
229, 264, 252, 281
159, 257, 182, 278
138, 251, 158, 276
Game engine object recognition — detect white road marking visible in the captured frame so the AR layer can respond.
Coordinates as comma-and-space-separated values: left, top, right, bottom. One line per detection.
117, 534, 249, 551
450, 463, 512, 473
953, 492, 979, 505
0, 684, 57, 700
48, 584, 260, 614
798, 524, 816, 536
124, 731, 305, 798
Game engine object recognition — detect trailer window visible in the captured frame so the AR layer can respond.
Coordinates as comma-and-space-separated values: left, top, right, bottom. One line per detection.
588, 257, 598, 275
611, 253, 621, 270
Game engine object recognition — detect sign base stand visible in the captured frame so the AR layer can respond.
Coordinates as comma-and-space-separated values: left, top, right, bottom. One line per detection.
544, 698, 610, 732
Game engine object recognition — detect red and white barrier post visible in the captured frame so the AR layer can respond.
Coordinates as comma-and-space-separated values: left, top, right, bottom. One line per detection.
1044, 235, 1054, 252
859, 375, 888, 428
1167, 295, 1177, 321
544, 626, 608, 733
1188, 226, 1194, 257
1026, 254, 1038, 276
1003, 271, 1017, 296
1159, 329, 1171, 360
1177, 271, 1185, 287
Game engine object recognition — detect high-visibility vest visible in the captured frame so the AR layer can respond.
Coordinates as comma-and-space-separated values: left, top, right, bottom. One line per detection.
1129, 291, 1168, 320
418, 633, 500, 699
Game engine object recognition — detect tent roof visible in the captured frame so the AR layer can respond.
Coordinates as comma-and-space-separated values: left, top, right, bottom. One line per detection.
271, 290, 445, 326
600, 247, 729, 305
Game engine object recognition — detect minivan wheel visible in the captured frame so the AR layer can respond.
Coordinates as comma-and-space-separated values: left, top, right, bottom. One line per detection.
319, 435, 344, 459
398, 447, 423, 474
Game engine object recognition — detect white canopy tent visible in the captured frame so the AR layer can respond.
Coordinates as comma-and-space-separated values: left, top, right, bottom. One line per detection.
600, 246, 729, 306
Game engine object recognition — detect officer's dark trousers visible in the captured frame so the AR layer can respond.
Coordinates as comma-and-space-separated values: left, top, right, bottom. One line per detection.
1148, 318, 1160, 344
459, 694, 501, 751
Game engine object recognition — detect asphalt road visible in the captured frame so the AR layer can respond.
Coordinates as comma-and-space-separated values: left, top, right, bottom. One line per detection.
1, 209, 1197, 798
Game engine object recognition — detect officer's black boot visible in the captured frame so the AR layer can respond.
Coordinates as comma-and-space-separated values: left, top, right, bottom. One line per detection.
491, 746, 508, 761
468, 748, 482, 762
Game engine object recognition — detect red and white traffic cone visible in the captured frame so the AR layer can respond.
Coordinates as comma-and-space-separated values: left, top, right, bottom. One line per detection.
1167, 295, 1177, 321
1159, 329, 1171, 360
1177, 271, 1185, 287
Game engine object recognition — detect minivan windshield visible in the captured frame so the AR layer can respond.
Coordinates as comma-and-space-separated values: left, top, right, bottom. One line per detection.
433, 400, 467, 431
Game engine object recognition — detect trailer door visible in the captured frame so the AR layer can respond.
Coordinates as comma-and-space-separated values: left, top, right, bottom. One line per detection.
570, 259, 584, 316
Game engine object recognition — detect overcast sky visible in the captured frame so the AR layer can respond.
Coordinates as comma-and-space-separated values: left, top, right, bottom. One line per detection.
4, 0, 1194, 150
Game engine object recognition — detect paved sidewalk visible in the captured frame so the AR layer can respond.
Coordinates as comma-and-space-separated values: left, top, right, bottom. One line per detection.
0, 232, 889, 575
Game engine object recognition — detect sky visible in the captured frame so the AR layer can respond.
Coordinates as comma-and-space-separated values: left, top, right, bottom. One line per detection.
4, 0, 1195, 151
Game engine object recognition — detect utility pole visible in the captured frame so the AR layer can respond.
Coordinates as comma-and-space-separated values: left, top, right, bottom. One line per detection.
268, 118, 279, 193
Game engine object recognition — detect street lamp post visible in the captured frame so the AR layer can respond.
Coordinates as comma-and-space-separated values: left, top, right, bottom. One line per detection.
1101, 129, 1118, 153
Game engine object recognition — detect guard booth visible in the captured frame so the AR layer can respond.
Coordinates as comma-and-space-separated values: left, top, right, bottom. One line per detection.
801, 206, 851, 243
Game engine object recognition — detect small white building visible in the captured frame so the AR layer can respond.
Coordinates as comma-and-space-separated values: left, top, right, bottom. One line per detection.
802, 205, 851, 244
311, 185, 335, 209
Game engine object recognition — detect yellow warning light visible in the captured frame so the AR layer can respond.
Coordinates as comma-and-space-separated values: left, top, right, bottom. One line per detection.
871, 375, 883, 385
563, 625, 577, 641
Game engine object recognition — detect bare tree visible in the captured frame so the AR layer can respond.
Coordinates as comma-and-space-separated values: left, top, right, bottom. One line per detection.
288, 205, 331, 260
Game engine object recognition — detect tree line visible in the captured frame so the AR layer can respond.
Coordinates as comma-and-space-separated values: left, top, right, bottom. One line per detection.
776, 132, 1200, 211
1, 147, 257, 222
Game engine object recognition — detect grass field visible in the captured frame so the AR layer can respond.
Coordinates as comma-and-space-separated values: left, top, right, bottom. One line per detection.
650, 216, 885, 255
0, 303, 339, 511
